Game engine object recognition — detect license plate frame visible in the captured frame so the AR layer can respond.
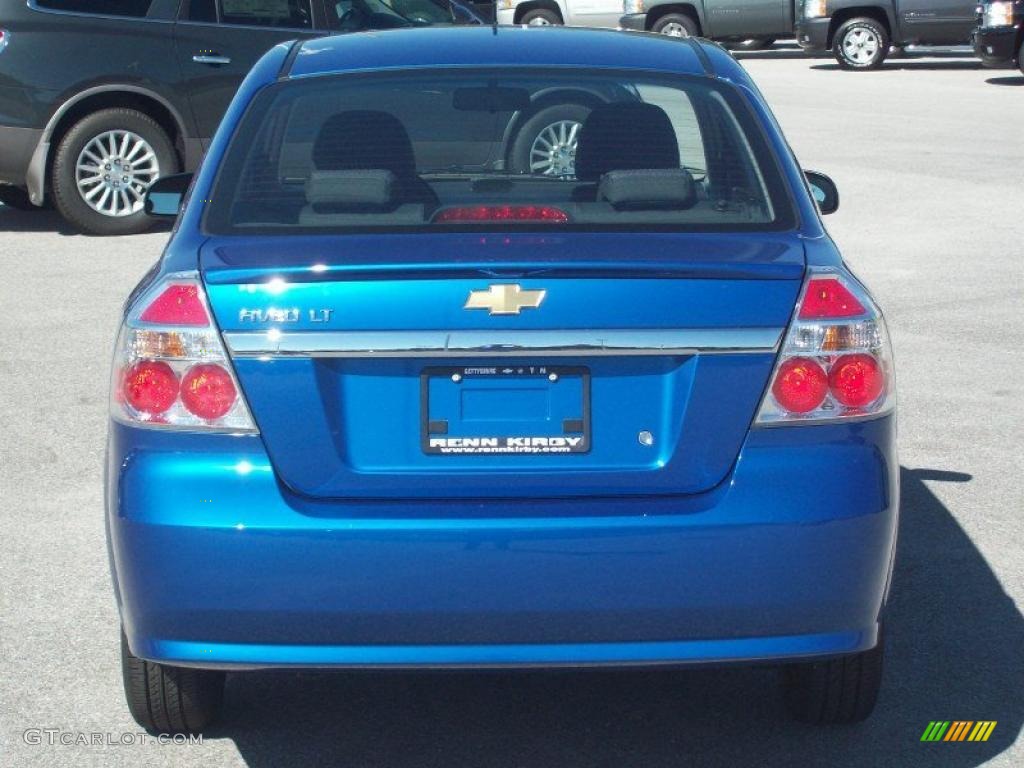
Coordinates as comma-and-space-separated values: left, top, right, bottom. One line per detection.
420, 365, 591, 456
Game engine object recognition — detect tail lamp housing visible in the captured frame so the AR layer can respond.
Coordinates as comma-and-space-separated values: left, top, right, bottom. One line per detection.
755, 267, 894, 425
110, 273, 256, 432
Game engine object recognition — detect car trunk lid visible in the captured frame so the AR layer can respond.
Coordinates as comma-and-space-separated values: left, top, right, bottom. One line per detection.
201, 232, 803, 500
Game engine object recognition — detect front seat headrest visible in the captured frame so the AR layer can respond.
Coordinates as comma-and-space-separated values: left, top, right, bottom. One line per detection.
312, 110, 417, 179
574, 102, 680, 182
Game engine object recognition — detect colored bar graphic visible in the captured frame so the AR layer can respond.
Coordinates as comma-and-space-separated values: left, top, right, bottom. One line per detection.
969, 722, 998, 742
921, 721, 996, 742
945, 721, 973, 741
921, 721, 950, 741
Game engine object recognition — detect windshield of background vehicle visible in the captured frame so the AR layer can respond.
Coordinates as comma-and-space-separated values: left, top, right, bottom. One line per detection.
204, 69, 796, 234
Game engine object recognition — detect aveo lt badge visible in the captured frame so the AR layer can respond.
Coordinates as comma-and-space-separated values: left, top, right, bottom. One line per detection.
464, 284, 546, 316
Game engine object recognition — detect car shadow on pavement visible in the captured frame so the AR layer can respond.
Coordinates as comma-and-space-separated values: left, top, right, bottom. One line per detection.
0, 204, 172, 236
986, 76, 1024, 86
812, 60, 988, 72
734, 50, 832, 61
0, 204, 79, 235
210, 467, 1021, 768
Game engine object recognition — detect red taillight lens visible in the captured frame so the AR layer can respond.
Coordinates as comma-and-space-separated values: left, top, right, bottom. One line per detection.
828, 353, 884, 407
139, 284, 209, 326
757, 269, 893, 425
434, 205, 569, 223
122, 361, 179, 415
799, 277, 866, 319
771, 357, 829, 413
113, 274, 255, 431
180, 364, 237, 420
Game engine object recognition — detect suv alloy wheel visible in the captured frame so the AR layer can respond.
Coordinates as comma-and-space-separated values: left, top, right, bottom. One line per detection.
510, 102, 591, 178
52, 108, 177, 235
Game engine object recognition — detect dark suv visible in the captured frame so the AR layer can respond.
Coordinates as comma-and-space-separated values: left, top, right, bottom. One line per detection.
0, 0, 473, 234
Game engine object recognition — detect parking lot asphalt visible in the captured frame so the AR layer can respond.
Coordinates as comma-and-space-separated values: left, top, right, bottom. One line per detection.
0, 48, 1022, 768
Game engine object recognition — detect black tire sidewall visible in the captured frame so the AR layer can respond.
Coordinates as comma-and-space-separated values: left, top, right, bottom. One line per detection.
833, 18, 889, 70
52, 108, 176, 235
509, 102, 592, 176
121, 630, 224, 734
782, 626, 885, 724
652, 13, 698, 37
519, 8, 561, 25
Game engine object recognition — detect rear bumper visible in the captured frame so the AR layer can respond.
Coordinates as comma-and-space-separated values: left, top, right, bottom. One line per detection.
796, 18, 832, 52
107, 416, 898, 668
0, 124, 41, 189
973, 25, 1021, 68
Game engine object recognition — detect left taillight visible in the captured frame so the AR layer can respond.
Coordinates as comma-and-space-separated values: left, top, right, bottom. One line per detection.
110, 273, 257, 432
755, 267, 895, 425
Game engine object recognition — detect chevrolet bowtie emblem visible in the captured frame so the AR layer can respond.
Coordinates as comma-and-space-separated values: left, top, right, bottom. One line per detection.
464, 284, 546, 315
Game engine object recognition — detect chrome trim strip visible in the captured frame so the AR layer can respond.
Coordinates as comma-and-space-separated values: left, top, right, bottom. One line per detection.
224, 328, 783, 358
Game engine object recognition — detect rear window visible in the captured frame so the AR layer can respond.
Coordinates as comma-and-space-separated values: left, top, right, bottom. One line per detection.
219, 0, 313, 28
205, 69, 795, 234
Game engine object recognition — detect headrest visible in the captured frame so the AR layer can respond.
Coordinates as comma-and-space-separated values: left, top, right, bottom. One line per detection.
575, 102, 680, 182
305, 170, 398, 210
598, 169, 696, 210
311, 110, 416, 178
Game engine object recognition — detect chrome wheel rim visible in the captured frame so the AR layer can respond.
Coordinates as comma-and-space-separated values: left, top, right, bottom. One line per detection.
660, 22, 690, 37
527, 15, 552, 25
529, 119, 581, 177
76, 130, 160, 218
842, 27, 880, 65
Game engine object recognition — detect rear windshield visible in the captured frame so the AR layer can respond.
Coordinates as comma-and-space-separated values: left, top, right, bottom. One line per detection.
205, 69, 795, 234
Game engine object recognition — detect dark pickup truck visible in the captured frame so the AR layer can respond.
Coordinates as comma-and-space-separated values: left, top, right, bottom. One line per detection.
620, 0, 797, 49
796, 0, 978, 69
974, 0, 1023, 73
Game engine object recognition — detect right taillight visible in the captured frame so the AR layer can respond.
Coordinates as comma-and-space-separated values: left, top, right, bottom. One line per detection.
755, 267, 894, 425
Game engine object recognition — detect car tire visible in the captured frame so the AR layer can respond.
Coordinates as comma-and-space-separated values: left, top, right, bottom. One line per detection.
651, 13, 699, 37
509, 102, 592, 178
832, 17, 890, 70
782, 627, 885, 724
0, 185, 38, 211
121, 630, 225, 735
727, 38, 776, 51
52, 108, 177, 236
519, 8, 561, 25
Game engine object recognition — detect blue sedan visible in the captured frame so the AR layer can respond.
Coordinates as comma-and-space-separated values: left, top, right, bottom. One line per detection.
107, 26, 897, 733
